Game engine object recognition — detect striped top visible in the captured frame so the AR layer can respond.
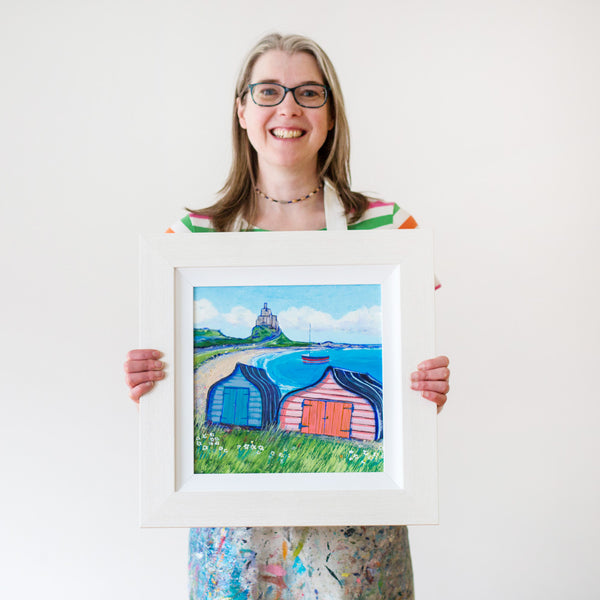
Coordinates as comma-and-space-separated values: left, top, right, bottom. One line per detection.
167, 198, 441, 289
166, 198, 418, 234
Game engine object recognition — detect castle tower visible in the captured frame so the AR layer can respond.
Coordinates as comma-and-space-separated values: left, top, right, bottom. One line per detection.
255, 302, 280, 331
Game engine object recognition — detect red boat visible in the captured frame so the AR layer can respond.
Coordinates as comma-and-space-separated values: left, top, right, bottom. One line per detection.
301, 324, 329, 364
301, 354, 330, 364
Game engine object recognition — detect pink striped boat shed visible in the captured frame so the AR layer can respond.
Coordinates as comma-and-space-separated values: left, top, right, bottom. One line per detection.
278, 367, 383, 442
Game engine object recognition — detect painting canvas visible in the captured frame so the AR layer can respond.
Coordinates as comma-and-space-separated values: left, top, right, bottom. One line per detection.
193, 284, 384, 475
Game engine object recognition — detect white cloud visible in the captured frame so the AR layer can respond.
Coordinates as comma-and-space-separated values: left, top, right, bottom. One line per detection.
194, 299, 255, 329
279, 305, 381, 336
223, 305, 255, 327
278, 306, 331, 329
194, 301, 381, 337
337, 306, 382, 334
194, 298, 219, 323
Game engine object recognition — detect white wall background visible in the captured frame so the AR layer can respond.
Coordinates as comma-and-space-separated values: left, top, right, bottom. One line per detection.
1, 1, 598, 598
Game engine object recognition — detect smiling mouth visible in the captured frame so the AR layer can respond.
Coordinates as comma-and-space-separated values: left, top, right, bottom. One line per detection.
270, 128, 305, 139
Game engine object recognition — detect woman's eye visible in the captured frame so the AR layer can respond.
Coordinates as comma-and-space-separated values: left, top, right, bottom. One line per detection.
258, 87, 278, 97
298, 86, 325, 99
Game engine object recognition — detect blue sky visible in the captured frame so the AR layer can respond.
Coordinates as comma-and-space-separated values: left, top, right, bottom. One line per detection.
193, 284, 382, 344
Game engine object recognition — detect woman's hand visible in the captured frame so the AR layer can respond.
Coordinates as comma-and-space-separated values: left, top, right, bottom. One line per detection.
124, 349, 165, 403
411, 355, 450, 413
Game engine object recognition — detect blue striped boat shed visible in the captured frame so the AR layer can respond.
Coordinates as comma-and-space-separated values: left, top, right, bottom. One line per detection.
205, 362, 280, 428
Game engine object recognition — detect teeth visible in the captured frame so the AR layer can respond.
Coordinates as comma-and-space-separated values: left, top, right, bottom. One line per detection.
271, 128, 304, 139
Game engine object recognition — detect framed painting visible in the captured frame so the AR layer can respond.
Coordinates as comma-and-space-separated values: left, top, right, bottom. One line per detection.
139, 230, 437, 527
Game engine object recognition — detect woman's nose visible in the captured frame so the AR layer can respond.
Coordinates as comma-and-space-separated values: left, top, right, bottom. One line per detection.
278, 90, 302, 115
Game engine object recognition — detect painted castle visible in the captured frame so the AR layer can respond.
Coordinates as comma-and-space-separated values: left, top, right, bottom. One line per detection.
255, 302, 280, 332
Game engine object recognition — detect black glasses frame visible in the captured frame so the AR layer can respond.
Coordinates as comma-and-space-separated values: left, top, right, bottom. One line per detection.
247, 83, 330, 108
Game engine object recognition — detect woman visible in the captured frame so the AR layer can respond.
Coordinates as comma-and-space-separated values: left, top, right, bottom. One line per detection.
125, 33, 450, 600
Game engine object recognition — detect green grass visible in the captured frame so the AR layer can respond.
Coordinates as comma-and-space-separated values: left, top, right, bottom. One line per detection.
193, 341, 308, 369
193, 347, 247, 369
194, 423, 384, 474
194, 325, 309, 350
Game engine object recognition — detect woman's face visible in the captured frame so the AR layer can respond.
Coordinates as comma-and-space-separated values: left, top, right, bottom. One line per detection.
237, 50, 334, 176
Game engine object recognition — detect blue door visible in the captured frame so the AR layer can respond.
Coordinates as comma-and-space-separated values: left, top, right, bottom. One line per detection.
221, 386, 250, 425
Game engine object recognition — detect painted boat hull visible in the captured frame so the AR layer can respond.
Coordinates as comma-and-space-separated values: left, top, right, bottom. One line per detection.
301, 355, 329, 364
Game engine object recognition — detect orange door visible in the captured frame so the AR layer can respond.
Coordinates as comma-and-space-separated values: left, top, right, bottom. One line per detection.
325, 402, 353, 438
301, 399, 326, 434
301, 399, 353, 438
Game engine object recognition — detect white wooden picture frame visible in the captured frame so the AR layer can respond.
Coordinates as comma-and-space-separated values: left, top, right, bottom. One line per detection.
139, 230, 437, 527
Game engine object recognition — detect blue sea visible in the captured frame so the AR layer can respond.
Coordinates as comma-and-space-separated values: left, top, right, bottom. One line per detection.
251, 347, 382, 394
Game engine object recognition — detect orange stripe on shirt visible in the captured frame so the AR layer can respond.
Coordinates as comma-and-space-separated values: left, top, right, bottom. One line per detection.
397, 215, 417, 229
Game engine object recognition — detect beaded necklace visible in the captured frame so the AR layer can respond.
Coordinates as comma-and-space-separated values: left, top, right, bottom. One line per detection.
255, 182, 323, 204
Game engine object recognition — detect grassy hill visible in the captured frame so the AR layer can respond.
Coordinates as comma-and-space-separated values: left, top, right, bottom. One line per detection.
194, 326, 308, 349
194, 328, 247, 348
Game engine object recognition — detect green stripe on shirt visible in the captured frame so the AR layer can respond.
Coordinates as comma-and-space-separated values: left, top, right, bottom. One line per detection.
348, 214, 394, 230
182, 214, 214, 232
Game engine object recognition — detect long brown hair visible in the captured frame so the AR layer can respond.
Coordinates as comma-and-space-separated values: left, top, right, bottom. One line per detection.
189, 33, 368, 231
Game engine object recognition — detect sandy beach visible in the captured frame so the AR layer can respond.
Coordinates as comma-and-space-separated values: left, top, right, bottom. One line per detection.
194, 347, 293, 419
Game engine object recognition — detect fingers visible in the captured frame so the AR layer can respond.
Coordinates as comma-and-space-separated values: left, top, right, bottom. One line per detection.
412, 355, 450, 413
410, 379, 450, 395
416, 355, 449, 371
411, 367, 450, 382
129, 381, 155, 404
421, 391, 447, 414
124, 349, 165, 403
127, 349, 162, 361
125, 358, 164, 374
125, 368, 165, 388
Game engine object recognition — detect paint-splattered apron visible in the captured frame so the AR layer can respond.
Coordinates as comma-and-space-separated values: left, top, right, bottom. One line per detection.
189, 526, 414, 599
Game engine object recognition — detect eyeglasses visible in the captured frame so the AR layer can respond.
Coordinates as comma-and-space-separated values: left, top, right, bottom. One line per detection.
247, 83, 329, 108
